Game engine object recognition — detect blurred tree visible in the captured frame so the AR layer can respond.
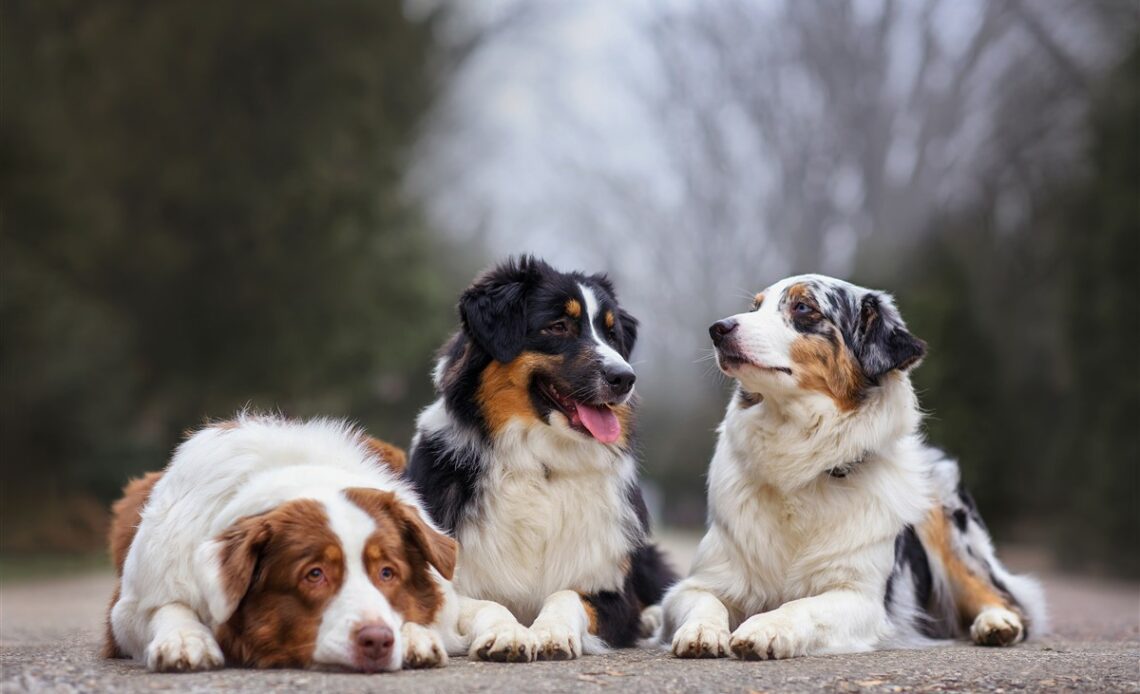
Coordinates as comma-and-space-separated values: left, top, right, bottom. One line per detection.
1053, 40, 1140, 575
0, 1, 461, 551
879, 37, 1140, 576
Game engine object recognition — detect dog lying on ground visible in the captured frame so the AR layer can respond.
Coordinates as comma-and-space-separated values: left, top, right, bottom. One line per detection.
407, 256, 676, 661
663, 274, 1046, 659
106, 414, 526, 672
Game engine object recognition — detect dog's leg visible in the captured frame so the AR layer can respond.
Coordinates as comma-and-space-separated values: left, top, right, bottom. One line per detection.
729, 590, 882, 659
456, 596, 537, 663
664, 581, 733, 659
918, 505, 1034, 647
401, 622, 447, 669
530, 590, 611, 660
143, 602, 224, 672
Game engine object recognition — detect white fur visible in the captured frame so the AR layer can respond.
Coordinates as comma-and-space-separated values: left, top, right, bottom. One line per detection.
111, 415, 517, 671
663, 274, 1047, 658
579, 283, 634, 381
414, 393, 641, 659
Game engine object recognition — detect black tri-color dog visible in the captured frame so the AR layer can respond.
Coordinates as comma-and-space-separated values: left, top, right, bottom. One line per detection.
407, 256, 676, 661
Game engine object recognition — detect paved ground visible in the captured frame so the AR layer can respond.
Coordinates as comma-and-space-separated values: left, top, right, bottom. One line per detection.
2, 537, 1137, 693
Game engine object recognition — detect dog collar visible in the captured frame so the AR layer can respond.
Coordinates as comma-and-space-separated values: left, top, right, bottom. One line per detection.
826, 452, 870, 479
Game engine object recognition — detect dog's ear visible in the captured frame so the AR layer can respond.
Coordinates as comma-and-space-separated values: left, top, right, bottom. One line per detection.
852, 292, 926, 381
195, 512, 271, 625
344, 487, 458, 581
392, 501, 458, 581
459, 257, 537, 363
617, 307, 639, 359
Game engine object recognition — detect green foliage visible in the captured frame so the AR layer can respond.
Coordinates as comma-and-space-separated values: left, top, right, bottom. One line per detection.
867, 38, 1140, 576
0, 1, 462, 550
1053, 40, 1140, 574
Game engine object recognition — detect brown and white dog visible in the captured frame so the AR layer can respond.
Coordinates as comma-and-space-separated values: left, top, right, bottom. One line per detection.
663, 274, 1047, 659
105, 414, 528, 672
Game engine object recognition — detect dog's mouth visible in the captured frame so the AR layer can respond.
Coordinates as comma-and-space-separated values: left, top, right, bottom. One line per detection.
715, 347, 793, 376
536, 377, 622, 444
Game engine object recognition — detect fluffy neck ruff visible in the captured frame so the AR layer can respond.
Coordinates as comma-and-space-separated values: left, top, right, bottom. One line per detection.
725, 372, 921, 492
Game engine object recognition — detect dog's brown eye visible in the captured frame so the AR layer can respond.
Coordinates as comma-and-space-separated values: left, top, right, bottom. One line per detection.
305, 567, 324, 583
379, 566, 395, 582
545, 319, 569, 336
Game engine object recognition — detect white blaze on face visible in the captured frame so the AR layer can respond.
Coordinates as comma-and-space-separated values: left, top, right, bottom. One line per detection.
311, 495, 403, 672
728, 276, 802, 370
578, 283, 632, 384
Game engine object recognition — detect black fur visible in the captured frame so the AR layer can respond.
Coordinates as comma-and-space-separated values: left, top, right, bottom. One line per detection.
625, 483, 679, 606
435, 255, 639, 441
887, 524, 945, 637
405, 432, 482, 535
852, 293, 927, 381
459, 258, 539, 363
630, 543, 677, 607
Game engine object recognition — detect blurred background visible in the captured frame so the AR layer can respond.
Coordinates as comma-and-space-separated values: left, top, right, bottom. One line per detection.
1, 0, 1137, 579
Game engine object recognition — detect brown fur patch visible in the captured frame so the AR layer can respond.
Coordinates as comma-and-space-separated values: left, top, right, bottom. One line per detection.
610, 401, 635, 447
108, 472, 163, 575
789, 332, 866, 411
215, 499, 342, 668
918, 507, 1021, 628
604, 310, 615, 329
566, 299, 582, 319
360, 435, 407, 473
785, 282, 814, 306
752, 292, 765, 310
476, 352, 563, 433
344, 488, 457, 626
103, 471, 164, 658
577, 592, 600, 635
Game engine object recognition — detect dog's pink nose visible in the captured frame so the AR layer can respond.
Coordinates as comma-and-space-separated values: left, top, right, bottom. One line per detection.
355, 623, 394, 666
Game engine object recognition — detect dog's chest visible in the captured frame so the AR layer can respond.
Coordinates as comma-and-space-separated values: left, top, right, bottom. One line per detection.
716, 477, 864, 608
454, 461, 636, 624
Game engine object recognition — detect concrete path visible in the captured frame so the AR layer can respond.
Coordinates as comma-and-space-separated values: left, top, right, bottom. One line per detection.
2, 538, 1137, 693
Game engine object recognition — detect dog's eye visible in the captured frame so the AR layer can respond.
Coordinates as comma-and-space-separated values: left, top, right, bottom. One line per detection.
544, 319, 569, 336
305, 567, 324, 583
379, 566, 395, 582
793, 302, 814, 316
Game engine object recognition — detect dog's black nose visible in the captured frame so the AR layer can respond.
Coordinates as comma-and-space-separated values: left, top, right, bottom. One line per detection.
604, 365, 636, 395
709, 319, 739, 344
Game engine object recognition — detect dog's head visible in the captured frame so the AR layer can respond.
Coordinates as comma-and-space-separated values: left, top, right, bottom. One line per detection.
710, 274, 926, 410
439, 256, 639, 445
198, 488, 456, 672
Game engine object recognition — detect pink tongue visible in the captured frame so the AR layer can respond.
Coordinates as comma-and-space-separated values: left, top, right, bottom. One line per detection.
574, 403, 621, 444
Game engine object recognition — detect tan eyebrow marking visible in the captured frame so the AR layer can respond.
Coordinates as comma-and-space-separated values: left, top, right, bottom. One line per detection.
604, 310, 615, 329
566, 299, 582, 319
752, 292, 765, 309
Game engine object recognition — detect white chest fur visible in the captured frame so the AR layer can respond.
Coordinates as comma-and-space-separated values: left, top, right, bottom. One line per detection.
453, 423, 640, 624
700, 396, 932, 621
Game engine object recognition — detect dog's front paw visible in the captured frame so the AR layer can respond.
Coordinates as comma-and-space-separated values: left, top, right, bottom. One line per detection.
971, 607, 1024, 647
469, 622, 537, 663
730, 612, 807, 660
144, 623, 224, 672
402, 622, 447, 669
671, 621, 731, 658
531, 620, 582, 660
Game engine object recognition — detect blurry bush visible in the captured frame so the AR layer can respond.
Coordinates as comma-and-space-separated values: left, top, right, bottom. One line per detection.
0, 2, 466, 551
872, 42, 1139, 576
